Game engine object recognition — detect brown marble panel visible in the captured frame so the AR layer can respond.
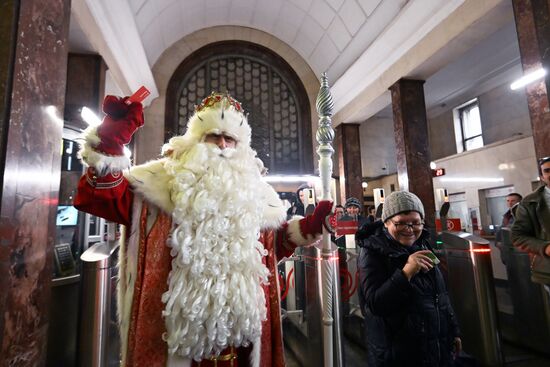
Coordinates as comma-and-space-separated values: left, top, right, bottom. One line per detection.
513, 0, 550, 159
390, 79, 436, 227
0, 0, 18, 167
64, 53, 106, 131
0, 0, 70, 365
336, 123, 364, 207
0, 0, 19, 348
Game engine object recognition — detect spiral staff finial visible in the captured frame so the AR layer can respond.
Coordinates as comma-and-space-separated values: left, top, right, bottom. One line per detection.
315, 72, 339, 367
316, 72, 335, 213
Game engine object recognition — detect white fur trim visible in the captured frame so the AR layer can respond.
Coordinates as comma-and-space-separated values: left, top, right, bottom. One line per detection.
118, 197, 143, 366
78, 126, 131, 175
258, 181, 287, 229
189, 105, 251, 147
287, 216, 321, 246
162, 104, 250, 159
250, 337, 261, 367
126, 159, 174, 214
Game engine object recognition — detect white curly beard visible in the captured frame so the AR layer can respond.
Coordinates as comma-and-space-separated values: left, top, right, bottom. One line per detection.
161, 142, 270, 361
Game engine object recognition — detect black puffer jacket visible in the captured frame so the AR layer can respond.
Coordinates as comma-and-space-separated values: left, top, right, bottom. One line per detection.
357, 222, 460, 367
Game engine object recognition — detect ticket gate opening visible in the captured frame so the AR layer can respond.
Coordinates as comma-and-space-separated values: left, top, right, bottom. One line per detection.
441, 231, 503, 367
499, 228, 550, 354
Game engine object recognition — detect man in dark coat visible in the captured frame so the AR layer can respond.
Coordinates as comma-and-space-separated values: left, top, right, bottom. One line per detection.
501, 193, 522, 228
357, 191, 461, 367
512, 156, 550, 295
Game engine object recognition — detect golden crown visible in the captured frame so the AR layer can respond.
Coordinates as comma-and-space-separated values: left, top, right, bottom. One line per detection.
195, 92, 244, 113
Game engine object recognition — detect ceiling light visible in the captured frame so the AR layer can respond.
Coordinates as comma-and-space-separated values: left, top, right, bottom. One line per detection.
81, 107, 102, 126
510, 68, 546, 90
430, 161, 436, 170
439, 177, 504, 183
262, 175, 319, 183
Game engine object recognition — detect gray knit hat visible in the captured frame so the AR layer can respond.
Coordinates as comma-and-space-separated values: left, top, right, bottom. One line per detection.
382, 191, 425, 222
345, 197, 362, 209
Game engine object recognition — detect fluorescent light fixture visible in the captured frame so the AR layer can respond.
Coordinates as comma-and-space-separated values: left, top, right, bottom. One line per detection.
439, 177, 504, 183
45, 105, 63, 125
262, 175, 319, 183
510, 68, 547, 90
45, 105, 56, 115
81, 107, 102, 126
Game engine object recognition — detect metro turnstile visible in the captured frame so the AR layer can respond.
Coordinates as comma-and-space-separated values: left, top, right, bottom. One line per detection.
499, 228, 550, 354
280, 243, 344, 367
78, 241, 120, 367
441, 231, 503, 367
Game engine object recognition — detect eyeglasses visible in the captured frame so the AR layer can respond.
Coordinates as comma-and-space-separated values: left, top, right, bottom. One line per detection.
390, 220, 425, 231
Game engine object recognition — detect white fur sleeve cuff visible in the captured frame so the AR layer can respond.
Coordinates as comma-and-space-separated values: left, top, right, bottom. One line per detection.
287, 216, 321, 247
78, 126, 131, 175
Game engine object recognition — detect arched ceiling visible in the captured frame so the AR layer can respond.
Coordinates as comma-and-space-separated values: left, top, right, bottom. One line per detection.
129, 0, 407, 82
70, 0, 517, 125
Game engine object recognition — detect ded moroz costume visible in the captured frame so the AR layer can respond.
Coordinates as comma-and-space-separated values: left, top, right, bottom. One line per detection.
74, 92, 332, 367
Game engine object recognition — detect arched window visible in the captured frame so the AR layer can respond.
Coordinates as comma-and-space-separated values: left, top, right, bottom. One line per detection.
165, 41, 312, 174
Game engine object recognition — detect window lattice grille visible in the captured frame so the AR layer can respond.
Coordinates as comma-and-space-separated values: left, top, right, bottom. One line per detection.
176, 56, 304, 173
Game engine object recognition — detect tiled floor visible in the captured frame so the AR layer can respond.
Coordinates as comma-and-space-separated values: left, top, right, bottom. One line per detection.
284, 319, 550, 367
284, 334, 367, 367
501, 342, 550, 367
286, 338, 550, 367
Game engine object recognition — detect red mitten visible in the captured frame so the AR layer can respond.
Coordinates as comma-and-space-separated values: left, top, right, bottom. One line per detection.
299, 200, 334, 238
94, 95, 144, 156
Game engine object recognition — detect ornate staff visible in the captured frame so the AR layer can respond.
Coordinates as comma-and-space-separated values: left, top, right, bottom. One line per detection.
316, 72, 337, 366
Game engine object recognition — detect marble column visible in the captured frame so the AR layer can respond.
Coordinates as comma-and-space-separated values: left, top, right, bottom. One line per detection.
336, 123, 364, 207
512, 0, 550, 159
0, 0, 70, 365
390, 79, 436, 227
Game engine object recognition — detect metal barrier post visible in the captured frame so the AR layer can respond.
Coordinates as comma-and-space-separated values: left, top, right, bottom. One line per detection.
78, 224, 120, 367
441, 231, 503, 367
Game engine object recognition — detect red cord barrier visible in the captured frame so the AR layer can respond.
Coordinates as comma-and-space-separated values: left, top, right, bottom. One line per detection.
280, 268, 294, 301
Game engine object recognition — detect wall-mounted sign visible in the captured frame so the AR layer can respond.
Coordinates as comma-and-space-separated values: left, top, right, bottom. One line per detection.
435, 218, 462, 232
432, 168, 446, 177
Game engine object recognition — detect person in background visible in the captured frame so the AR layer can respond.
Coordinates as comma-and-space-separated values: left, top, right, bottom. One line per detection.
496, 193, 523, 265
345, 197, 367, 227
334, 204, 345, 220
366, 205, 376, 224
74, 92, 332, 367
287, 183, 311, 218
357, 191, 461, 367
331, 205, 347, 249
502, 192, 522, 228
512, 156, 550, 298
